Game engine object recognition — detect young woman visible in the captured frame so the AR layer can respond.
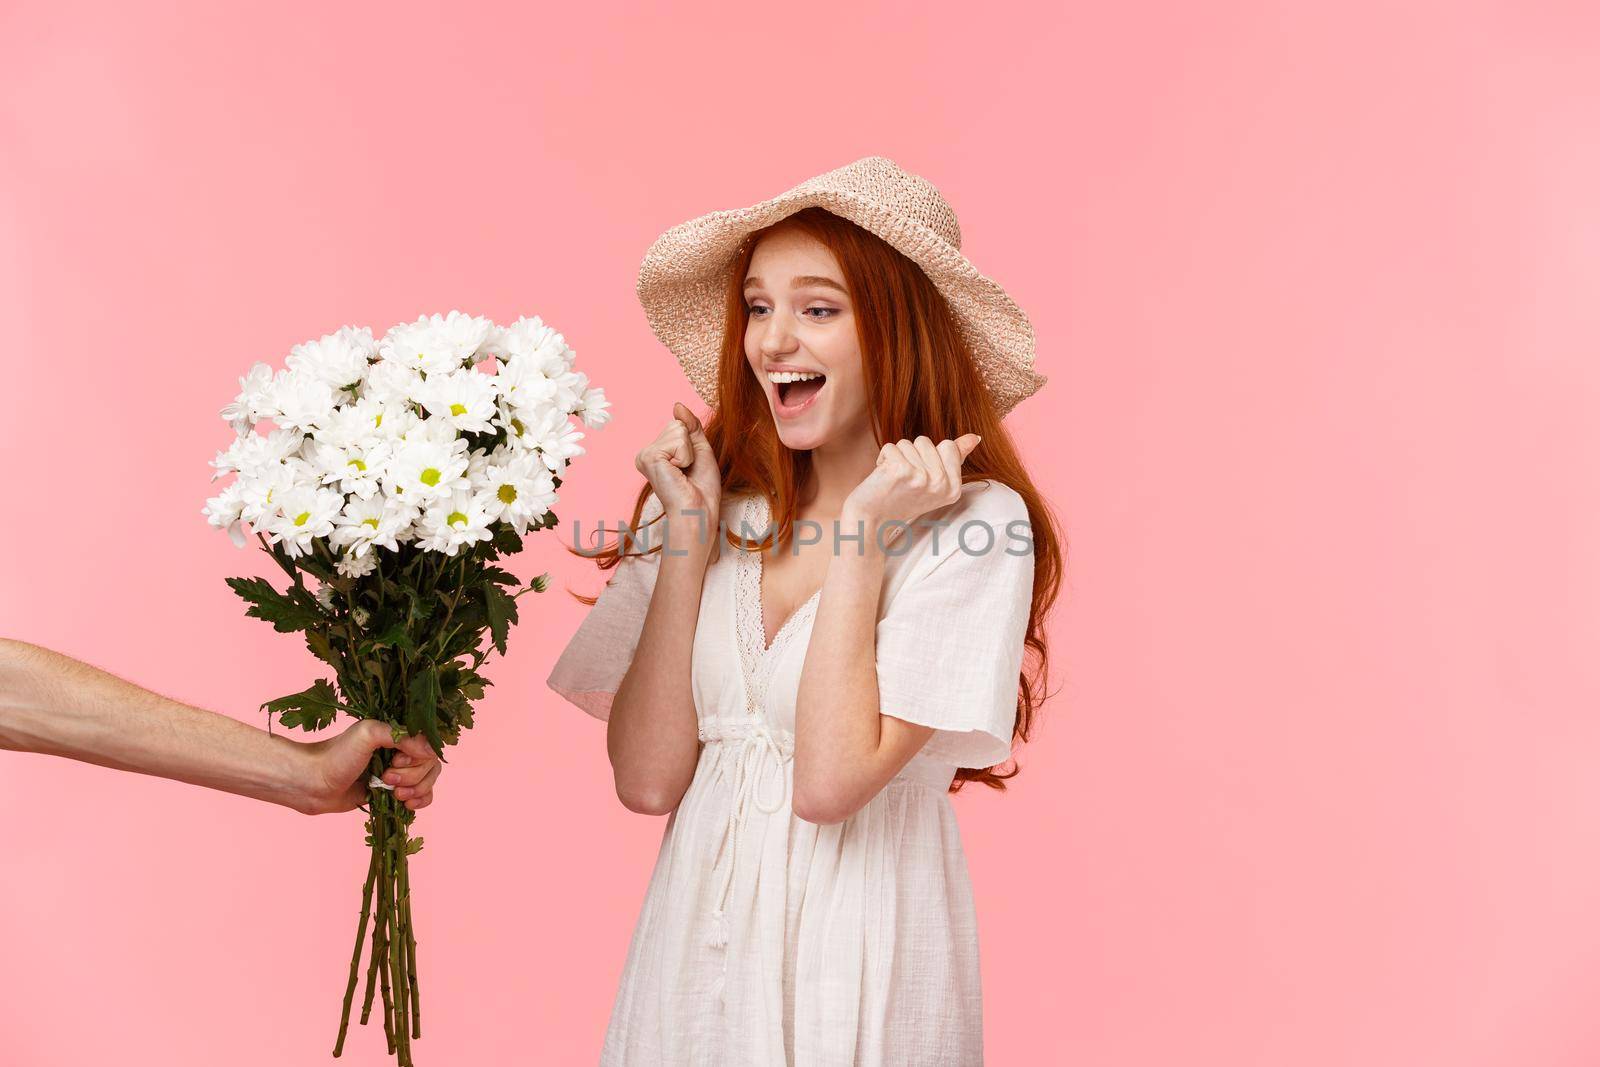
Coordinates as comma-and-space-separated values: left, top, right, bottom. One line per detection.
547, 156, 1062, 1066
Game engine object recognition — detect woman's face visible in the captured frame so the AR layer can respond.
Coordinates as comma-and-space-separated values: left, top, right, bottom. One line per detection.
743, 227, 869, 452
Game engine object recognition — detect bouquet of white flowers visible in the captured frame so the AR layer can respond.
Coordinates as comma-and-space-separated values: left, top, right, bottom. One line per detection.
203, 311, 608, 1065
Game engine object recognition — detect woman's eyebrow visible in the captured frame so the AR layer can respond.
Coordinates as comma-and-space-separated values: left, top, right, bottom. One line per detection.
743, 275, 848, 294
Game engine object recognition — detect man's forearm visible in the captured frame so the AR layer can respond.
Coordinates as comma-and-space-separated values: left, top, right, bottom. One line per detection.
0, 638, 312, 810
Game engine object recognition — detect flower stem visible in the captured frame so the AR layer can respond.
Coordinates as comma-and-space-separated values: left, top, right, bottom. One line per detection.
360, 903, 382, 1026
401, 850, 421, 1039
385, 799, 413, 1065
375, 807, 397, 1057
332, 832, 380, 1057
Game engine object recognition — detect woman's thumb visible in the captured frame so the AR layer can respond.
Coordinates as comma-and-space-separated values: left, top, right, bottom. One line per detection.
957, 433, 982, 458
673, 401, 703, 436
676, 401, 714, 458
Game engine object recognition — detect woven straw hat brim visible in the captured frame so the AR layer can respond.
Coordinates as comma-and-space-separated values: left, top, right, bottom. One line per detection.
635, 161, 1046, 419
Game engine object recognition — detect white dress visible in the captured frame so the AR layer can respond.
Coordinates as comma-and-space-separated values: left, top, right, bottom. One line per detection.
546, 479, 1035, 1066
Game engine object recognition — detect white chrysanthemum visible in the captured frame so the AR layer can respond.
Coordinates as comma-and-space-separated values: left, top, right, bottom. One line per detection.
335, 324, 379, 360
202, 480, 250, 547
207, 312, 607, 553
485, 315, 573, 374
479, 451, 557, 535
492, 351, 560, 414
331, 492, 415, 557
363, 359, 425, 406
286, 330, 372, 389
434, 310, 496, 360
379, 311, 495, 376
219, 362, 274, 436
416, 488, 495, 556
410, 415, 461, 447
550, 369, 593, 414
494, 401, 523, 444
264, 484, 344, 558
370, 399, 422, 443
265, 367, 339, 432
237, 458, 319, 527
336, 552, 378, 578
314, 397, 383, 450
312, 437, 390, 500
520, 405, 586, 471
382, 424, 470, 504
579, 385, 611, 428
463, 443, 498, 487
415, 368, 499, 434
211, 427, 306, 481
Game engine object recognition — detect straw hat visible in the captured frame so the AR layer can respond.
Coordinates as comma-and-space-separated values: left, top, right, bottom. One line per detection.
635, 155, 1046, 419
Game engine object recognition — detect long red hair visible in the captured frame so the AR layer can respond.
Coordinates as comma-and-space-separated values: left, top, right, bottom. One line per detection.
568, 206, 1064, 791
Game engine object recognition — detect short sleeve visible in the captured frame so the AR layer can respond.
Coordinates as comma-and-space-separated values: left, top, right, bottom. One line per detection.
545, 491, 666, 722
873, 483, 1035, 768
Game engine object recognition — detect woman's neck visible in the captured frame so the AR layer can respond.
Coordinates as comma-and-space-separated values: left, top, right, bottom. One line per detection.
799, 421, 881, 522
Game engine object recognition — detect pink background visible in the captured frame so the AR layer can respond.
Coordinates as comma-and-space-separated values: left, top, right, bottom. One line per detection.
2, 2, 1598, 1064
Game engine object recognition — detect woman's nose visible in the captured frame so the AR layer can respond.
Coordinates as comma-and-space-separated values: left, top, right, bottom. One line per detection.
759, 314, 798, 355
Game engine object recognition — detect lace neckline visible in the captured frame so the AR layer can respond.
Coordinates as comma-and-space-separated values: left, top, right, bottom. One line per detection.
734, 495, 822, 707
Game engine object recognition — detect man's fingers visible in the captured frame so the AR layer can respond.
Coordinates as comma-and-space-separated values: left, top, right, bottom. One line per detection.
397, 762, 443, 809
383, 760, 434, 788
384, 733, 440, 785
396, 733, 437, 761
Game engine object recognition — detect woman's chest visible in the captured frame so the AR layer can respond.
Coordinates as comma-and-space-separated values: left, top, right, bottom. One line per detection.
687, 492, 929, 733
690, 544, 815, 733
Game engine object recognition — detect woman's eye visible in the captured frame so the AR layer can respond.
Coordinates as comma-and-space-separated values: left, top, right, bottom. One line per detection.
744, 304, 837, 320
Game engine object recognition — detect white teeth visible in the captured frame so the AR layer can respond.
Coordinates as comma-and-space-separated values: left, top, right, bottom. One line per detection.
767, 371, 825, 384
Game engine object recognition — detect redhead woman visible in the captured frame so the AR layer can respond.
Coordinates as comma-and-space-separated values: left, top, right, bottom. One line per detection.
547, 156, 1063, 1066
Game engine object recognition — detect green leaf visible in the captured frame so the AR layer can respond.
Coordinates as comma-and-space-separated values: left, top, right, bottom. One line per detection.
481, 565, 520, 588
484, 581, 514, 656
227, 576, 325, 634
305, 630, 340, 668
405, 668, 445, 758
366, 622, 416, 653
261, 679, 340, 732
403, 586, 436, 627
491, 525, 524, 556
405, 837, 425, 855
296, 552, 336, 584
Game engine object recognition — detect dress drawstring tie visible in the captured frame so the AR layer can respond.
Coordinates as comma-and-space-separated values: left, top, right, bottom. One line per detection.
701, 718, 793, 952
700, 718, 793, 1013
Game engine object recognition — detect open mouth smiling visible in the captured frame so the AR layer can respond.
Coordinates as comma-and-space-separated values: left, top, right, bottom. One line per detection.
768, 369, 827, 418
